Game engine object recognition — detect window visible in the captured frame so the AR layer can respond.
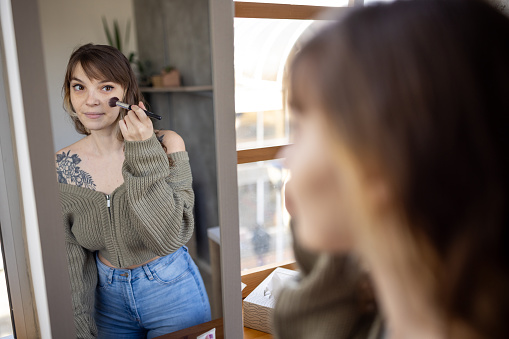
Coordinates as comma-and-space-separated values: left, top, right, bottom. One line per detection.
234, 0, 353, 271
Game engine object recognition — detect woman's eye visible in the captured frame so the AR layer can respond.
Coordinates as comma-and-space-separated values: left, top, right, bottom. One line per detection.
72, 84, 83, 91
102, 85, 114, 91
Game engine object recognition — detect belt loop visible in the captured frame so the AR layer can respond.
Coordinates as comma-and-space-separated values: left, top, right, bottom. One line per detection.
142, 265, 154, 280
107, 268, 114, 284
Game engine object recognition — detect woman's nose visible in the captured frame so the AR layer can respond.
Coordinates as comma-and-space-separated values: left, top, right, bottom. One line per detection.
86, 90, 100, 106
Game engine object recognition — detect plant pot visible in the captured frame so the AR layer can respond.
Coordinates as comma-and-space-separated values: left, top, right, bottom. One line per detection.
161, 69, 181, 87
151, 75, 163, 87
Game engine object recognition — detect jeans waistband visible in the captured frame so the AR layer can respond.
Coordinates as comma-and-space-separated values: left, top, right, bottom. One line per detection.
95, 246, 187, 281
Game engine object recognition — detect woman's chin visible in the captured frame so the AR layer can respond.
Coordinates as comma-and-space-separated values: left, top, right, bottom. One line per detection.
80, 121, 117, 133
295, 222, 353, 254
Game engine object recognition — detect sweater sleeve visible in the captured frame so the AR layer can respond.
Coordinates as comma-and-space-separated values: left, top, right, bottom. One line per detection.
122, 133, 195, 255
64, 214, 98, 339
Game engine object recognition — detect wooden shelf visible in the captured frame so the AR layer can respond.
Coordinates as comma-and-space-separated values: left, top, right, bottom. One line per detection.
140, 85, 213, 93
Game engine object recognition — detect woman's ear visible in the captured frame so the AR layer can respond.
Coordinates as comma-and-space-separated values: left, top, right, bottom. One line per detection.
283, 178, 296, 217
364, 176, 394, 216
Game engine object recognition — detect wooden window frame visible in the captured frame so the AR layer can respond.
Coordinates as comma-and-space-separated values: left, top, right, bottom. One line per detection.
237, 145, 286, 164
235, 2, 338, 20
234, 1, 360, 165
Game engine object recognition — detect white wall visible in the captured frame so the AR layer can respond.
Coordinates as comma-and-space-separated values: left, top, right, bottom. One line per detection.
37, 0, 138, 152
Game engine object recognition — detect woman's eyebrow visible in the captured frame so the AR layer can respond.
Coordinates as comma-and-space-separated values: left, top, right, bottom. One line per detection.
70, 77, 113, 84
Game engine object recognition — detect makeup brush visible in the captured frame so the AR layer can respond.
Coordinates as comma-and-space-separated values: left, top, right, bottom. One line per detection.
109, 97, 162, 120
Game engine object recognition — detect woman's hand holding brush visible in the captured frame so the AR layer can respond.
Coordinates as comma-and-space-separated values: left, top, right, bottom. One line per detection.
118, 101, 154, 141
109, 97, 162, 120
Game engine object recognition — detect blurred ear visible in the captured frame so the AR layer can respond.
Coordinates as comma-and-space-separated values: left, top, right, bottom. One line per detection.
364, 175, 394, 216
283, 178, 296, 217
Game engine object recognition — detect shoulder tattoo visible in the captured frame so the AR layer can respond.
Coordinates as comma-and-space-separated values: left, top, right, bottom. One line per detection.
156, 133, 165, 143
56, 150, 96, 190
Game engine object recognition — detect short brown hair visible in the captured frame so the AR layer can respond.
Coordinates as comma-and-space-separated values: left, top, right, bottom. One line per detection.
62, 43, 144, 140
289, 0, 509, 337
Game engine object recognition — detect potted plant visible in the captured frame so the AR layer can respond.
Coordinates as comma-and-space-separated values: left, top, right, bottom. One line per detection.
102, 17, 151, 86
161, 65, 181, 87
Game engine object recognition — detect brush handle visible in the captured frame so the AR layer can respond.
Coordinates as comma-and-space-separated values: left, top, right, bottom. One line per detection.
117, 101, 162, 120
138, 107, 162, 120
117, 102, 163, 120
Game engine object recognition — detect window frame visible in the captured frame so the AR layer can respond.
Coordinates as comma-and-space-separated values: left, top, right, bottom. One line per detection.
232, 0, 364, 317
233, 0, 362, 165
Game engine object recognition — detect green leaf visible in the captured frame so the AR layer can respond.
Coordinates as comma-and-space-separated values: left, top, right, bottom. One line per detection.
128, 52, 135, 64
102, 17, 113, 46
137, 60, 145, 74
114, 19, 122, 52
164, 65, 175, 73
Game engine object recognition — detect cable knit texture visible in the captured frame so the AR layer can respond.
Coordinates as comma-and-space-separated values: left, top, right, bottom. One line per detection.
273, 222, 382, 339
59, 133, 194, 339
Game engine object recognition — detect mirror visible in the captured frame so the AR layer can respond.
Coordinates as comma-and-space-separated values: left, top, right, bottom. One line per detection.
37, 0, 224, 336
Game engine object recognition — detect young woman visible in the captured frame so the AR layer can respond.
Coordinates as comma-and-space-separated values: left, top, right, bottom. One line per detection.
56, 44, 211, 339
280, 0, 509, 338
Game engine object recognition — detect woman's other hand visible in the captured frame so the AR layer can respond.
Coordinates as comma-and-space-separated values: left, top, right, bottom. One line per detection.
119, 101, 154, 141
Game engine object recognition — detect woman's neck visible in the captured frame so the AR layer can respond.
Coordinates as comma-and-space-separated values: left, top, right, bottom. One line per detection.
358, 211, 446, 339
85, 129, 124, 157
370, 261, 445, 339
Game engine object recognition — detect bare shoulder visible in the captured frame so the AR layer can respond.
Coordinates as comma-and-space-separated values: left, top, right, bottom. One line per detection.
54, 138, 87, 162
155, 130, 186, 154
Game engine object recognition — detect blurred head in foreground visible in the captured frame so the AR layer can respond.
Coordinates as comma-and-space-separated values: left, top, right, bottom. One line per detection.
285, 0, 509, 337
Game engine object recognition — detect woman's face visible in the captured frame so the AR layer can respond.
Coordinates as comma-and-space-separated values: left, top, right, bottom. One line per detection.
284, 108, 362, 253
70, 63, 125, 133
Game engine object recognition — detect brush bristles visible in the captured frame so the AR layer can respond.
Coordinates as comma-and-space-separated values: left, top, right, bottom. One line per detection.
108, 97, 119, 108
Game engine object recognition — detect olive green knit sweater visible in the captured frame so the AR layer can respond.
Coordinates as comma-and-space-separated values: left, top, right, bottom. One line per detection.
273, 222, 383, 339
58, 134, 195, 339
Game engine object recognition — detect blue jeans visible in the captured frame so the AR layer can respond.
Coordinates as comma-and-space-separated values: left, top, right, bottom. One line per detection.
95, 247, 211, 339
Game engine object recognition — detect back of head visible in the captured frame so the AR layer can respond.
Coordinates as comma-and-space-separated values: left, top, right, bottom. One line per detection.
289, 0, 509, 337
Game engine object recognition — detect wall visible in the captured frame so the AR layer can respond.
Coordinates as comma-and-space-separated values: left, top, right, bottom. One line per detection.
134, 0, 218, 261
37, 0, 138, 152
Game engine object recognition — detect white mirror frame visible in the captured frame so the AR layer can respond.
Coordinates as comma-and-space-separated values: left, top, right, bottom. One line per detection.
0, 0, 243, 337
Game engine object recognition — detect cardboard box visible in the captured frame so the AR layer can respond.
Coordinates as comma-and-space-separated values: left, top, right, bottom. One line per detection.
243, 267, 299, 334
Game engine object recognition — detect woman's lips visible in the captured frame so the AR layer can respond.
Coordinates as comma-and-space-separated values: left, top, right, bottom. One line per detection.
83, 113, 104, 119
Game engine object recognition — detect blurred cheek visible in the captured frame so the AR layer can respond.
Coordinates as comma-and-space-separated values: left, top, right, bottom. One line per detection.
285, 116, 355, 253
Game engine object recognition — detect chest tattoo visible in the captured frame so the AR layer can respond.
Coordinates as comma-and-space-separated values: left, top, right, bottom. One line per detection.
56, 150, 96, 190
